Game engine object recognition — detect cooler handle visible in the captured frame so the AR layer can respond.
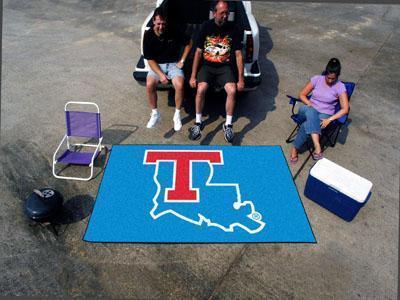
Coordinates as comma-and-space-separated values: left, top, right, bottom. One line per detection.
327, 186, 339, 193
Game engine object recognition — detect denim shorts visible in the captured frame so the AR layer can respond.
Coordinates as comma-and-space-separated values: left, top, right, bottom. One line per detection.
147, 62, 184, 81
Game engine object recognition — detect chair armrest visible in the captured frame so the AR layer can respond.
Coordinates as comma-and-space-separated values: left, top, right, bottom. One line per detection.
286, 95, 301, 115
89, 137, 103, 166
286, 95, 301, 105
53, 135, 68, 162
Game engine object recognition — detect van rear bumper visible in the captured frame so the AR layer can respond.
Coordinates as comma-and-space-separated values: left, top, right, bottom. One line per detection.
133, 64, 261, 91
133, 55, 261, 90
133, 70, 261, 91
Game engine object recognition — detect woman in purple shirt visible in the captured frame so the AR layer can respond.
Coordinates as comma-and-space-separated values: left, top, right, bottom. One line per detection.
290, 58, 349, 163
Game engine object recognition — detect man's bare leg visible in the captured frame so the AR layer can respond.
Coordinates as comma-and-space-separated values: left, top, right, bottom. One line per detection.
196, 82, 209, 116
172, 76, 184, 131
146, 76, 161, 128
189, 82, 208, 140
224, 82, 237, 121
146, 76, 159, 109
222, 82, 237, 143
172, 76, 184, 110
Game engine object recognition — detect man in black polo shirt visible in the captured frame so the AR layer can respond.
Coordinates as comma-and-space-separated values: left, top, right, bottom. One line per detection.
143, 8, 192, 131
189, 0, 244, 143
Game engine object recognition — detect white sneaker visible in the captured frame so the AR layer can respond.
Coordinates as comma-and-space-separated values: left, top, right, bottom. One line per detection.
173, 113, 182, 131
146, 112, 161, 128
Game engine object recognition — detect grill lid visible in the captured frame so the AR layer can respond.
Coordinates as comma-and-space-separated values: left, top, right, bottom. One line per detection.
25, 188, 63, 221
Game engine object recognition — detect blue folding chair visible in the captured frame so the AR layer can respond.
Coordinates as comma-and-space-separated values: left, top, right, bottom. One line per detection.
52, 102, 104, 181
285, 81, 355, 151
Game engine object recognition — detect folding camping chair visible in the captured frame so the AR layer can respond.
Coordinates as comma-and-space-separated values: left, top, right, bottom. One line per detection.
285, 81, 355, 152
52, 101, 104, 181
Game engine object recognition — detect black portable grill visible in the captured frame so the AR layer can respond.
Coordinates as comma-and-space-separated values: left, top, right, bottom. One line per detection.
25, 188, 63, 234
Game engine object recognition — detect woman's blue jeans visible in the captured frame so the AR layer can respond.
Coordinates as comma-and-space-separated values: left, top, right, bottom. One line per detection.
292, 105, 331, 150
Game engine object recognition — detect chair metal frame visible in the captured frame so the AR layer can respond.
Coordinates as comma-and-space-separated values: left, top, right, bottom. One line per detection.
285, 81, 355, 154
52, 101, 104, 181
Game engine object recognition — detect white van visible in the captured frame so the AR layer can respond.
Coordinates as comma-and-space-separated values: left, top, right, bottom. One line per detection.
133, 0, 261, 91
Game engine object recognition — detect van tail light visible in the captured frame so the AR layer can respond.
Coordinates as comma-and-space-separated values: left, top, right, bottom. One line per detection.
245, 33, 253, 63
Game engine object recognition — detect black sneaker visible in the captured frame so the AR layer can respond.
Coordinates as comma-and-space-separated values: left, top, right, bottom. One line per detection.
189, 122, 204, 140
222, 124, 234, 143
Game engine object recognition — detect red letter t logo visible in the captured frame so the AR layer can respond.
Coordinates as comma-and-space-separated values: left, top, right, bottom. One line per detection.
144, 150, 223, 202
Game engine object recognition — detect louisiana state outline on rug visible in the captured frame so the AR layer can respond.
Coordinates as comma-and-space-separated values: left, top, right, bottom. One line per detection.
84, 145, 315, 243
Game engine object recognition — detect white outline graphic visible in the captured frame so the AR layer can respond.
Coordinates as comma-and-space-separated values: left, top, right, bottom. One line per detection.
144, 150, 266, 234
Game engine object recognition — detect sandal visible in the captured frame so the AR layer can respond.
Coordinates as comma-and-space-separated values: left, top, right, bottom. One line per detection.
289, 156, 298, 164
312, 152, 323, 161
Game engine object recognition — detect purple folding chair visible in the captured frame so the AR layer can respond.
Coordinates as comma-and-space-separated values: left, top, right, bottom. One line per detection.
52, 102, 103, 181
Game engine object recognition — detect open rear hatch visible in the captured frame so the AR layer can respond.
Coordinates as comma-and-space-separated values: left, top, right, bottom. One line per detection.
133, 0, 259, 90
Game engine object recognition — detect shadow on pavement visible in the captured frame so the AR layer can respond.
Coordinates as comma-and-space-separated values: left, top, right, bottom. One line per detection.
102, 124, 139, 146
0, 141, 95, 235
233, 25, 278, 145
0, 140, 78, 201
53, 194, 94, 225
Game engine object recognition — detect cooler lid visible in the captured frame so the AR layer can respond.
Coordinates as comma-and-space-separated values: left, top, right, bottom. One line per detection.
310, 158, 373, 203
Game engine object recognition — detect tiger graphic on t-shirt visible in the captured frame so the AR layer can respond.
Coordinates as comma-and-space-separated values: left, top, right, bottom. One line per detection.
203, 35, 232, 64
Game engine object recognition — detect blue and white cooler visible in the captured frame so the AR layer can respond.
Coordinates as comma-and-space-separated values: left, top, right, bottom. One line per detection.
304, 158, 373, 221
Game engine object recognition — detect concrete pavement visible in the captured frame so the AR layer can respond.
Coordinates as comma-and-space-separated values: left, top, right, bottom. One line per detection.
1, 1, 399, 298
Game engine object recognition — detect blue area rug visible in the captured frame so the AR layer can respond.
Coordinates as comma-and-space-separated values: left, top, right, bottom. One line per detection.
84, 145, 315, 243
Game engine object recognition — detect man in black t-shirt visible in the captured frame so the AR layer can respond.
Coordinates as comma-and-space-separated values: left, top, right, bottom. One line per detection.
189, 1, 244, 143
143, 8, 192, 131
